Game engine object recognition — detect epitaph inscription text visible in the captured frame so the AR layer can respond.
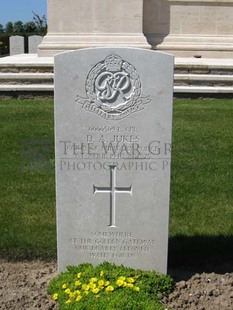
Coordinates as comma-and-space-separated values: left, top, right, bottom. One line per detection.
69, 232, 156, 260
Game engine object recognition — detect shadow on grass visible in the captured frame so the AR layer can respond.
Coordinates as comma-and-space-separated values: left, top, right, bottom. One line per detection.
0, 248, 57, 262
168, 235, 233, 280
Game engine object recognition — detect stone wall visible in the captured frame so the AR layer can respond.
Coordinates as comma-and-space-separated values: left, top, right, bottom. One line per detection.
38, 0, 233, 58
38, 0, 150, 56
144, 0, 233, 58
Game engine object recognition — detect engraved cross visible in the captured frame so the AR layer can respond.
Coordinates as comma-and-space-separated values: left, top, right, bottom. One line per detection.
93, 164, 132, 228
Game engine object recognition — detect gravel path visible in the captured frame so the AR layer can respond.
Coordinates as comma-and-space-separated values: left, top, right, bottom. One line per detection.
0, 259, 232, 309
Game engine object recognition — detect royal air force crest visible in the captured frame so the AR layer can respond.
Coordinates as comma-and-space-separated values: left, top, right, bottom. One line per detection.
76, 53, 151, 120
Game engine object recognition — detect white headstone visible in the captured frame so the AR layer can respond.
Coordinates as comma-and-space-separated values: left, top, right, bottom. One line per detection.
55, 48, 174, 274
10, 36, 24, 55
28, 35, 43, 53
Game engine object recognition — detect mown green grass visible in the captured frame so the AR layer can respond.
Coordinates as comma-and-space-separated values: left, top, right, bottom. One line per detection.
170, 99, 233, 237
0, 99, 56, 260
0, 99, 232, 264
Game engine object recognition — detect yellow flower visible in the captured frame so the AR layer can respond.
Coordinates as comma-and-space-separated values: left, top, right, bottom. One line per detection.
52, 293, 58, 301
105, 285, 114, 292
92, 288, 100, 294
84, 291, 89, 295
77, 272, 82, 278
89, 283, 96, 290
65, 288, 71, 294
134, 286, 140, 292
98, 280, 105, 287
118, 276, 126, 281
116, 279, 124, 287
126, 283, 134, 288
75, 280, 82, 287
69, 292, 75, 299
62, 283, 67, 289
82, 284, 90, 291
90, 277, 97, 282
127, 277, 135, 283
76, 295, 82, 302
100, 271, 104, 277
74, 290, 81, 295
65, 299, 71, 304
104, 281, 110, 286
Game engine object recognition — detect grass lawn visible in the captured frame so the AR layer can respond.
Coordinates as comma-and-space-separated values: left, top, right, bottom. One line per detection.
170, 99, 233, 269
0, 99, 232, 268
0, 99, 55, 260
171, 99, 233, 236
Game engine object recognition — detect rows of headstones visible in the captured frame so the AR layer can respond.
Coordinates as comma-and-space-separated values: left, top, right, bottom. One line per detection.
9, 35, 43, 55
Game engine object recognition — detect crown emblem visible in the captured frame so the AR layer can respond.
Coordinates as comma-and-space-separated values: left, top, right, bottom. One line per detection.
104, 53, 122, 72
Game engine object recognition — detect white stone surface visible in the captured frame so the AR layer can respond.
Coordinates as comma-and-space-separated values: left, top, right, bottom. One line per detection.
0, 73, 53, 79
0, 54, 53, 66
174, 85, 233, 93
2, 54, 233, 68
10, 36, 24, 55
54, 48, 174, 273
38, 0, 150, 56
175, 74, 233, 82
28, 35, 43, 53
1, 55, 233, 94
0, 84, 53, 91
37, 0, 233, 58
143, 0, 233, 58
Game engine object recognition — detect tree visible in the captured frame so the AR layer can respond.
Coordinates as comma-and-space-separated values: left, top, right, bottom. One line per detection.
32, 11, 47, 35
13, 21, 24, 34
5, 22, 13, 34
3, 12, 47, 37
23, 21, 37, 34
0, 24, 4, 33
